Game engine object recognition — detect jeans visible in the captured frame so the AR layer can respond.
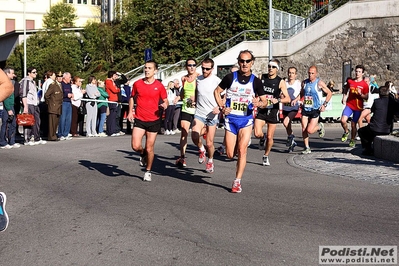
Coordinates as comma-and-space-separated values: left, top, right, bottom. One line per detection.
97, 109, 107, 133
0, 107, 16, 146
58, 101, 72, 137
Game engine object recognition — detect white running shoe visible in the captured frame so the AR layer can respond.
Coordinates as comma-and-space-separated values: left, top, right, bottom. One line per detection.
143, 172, 152, 182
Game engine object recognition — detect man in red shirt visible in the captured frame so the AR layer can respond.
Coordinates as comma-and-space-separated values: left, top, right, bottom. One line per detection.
127, 60, 168, 181
340, 65, 369, 147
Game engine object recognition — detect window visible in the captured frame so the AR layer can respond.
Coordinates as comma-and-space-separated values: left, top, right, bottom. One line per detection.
26, 20, 35, 30
5, 19, 15, 33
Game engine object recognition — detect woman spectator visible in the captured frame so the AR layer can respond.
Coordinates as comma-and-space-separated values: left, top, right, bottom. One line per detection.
85, 76, 100, 137
164, 81, 176, 135
97, 80, 108, 137
70, 76, 86, 137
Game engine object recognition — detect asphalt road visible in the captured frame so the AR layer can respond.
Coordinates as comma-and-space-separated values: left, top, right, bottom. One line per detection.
0, 125, 398, 266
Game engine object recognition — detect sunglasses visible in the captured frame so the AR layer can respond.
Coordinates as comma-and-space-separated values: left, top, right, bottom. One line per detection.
268, 65, 278, 69
187, 64, 196, 67
31, 71, 37, 74
201, 67, 212, 71
238, 59, 252, 64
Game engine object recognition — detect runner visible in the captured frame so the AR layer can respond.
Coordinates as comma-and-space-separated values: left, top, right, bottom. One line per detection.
127, 60, 168, 181
191, 58, 221, 173
214, 50, 265, 193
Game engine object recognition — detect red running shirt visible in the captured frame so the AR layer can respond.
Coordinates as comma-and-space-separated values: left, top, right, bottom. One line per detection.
346, 79, 369, 111
132, 79, 167, 122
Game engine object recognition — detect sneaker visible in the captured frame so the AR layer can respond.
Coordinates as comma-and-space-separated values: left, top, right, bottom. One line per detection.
349, 139, 356, 147
262, 155, 270, 166
24, 141, 35, 146
174, 129, 181, 134
98, 132, 107, 137
288, 141, 297, 153
302, 147, 312, 154
286, 134, 295, 147
198, 150, 206, 164
37, 139, 47, 145
139, 151, 147, 167
59, 136, 66, 141
11, 143, 21, 148
0, 192, 9, 232
143, 171, 151, 182
231, 180, 242, 193
206, 161, 214, 173
165, 130, 170, 135
356, 136, 360, 141
119, 131, 125, 136
341, 131, 350, 142
65, 136, 73, 140
259, 135, 266, 150
217, 146, 225, 155
67, 133, 72, 137
318, 122, 325, 138
169, 130, 176, 135
175, 157, 187, 167
0, 144, 12, 149
111, 133, 120, 137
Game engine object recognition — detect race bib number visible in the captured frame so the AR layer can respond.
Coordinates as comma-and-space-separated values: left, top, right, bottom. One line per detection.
230, 97, 250, 116
232, 101, 248, 112
304, 96, 314, 108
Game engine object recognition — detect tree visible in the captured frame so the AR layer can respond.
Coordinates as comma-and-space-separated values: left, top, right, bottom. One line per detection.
42, 3, 78, 30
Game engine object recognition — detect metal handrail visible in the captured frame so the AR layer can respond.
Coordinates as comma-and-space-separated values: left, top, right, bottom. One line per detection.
125, 0, 350, 80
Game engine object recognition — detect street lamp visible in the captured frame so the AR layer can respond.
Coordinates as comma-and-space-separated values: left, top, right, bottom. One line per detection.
269, 0, 273, 61
21, 0, 27, 77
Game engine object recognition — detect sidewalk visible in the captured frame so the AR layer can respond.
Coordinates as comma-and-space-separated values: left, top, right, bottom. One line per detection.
288, 146, 399, 186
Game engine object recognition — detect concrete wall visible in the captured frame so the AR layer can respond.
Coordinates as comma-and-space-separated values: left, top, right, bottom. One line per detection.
211, 0, 399, 90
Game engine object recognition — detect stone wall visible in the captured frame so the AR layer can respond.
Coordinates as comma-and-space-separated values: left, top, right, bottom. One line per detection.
251, 17, 399, 91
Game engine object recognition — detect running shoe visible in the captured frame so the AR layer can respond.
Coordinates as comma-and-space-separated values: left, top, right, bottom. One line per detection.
139, 151, 147, 167
302, 147, 312, 154
349, 139, 356, 147
11, 143, 21, 148
205, 162, 214, 173
262, 155, 270, 166
259, 135, 266, 150
286, 134, 295, 147
318, 122, 325, 138
0, 192, 9, 232
175, 157, 187, 167
341, 131, 350, 142
198, 150, 206, 164
288, 141, 297, 153
217, 146, 225, 155
143, 171, 152, 182
231, 180, 242, 193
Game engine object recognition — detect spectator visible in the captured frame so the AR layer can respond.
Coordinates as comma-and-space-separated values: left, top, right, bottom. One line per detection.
119, 79, 132, 134
96, 80, 108, 137
85, 76, 100, 137
358, 86, 399, 155
44, 72, 63, 141
39, 71, 54, 138
115, 72, 128, 135
105, 71, 121, 136
172, 78, 182, 134
0, 67, 20, 149
20, 67, 46, 145
58, 72, 73, 140
164, 81, 176, 135
70, 76, 86, 137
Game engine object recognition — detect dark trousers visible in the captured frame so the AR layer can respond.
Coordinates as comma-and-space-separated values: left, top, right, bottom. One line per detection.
120, 104, 132, 133
71, 104, 85, 135
172, 107, 181, 131
23, 105, 41, 142
48, 113, 60, 140
39, 102, 48, 138
106, 103, 117, 135
358, 125, 389, 151
164, 105, 175, 131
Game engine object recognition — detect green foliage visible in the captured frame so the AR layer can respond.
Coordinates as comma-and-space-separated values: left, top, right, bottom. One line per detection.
42, 3, 78, 30
7, 0, 315, 79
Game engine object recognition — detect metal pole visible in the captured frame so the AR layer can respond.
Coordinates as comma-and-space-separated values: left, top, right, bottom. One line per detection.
23, 0, 27, 77
269, 0, 273, 61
